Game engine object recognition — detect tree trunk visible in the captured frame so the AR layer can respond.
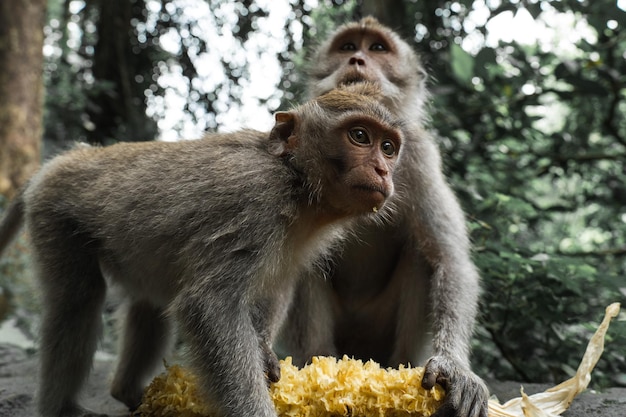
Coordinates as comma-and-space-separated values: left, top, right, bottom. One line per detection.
87, 0, 158, 144
0, 0, 47, 199
361, 0, 413, 40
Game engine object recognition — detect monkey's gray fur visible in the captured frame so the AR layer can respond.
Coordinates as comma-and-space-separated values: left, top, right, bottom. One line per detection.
0, 83, 403, 417
278, 17, 490, 417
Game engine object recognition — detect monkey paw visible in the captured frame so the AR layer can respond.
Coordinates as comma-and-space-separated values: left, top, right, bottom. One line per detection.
421, 356, 489, 417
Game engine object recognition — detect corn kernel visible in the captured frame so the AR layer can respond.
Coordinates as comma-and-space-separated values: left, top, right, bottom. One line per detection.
135, 356, 444, 417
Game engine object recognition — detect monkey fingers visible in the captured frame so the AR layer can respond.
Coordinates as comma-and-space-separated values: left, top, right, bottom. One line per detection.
422, 356, 489, 417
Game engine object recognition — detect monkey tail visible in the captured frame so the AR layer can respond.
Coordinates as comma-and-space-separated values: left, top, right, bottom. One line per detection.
0, 190, 25, 257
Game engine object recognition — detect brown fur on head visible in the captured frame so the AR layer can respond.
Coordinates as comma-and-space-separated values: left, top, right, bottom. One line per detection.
315, 82, 386, 112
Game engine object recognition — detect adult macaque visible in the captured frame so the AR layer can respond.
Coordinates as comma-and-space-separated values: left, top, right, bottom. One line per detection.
278, 17, 489, 417
0, 83, 403, 417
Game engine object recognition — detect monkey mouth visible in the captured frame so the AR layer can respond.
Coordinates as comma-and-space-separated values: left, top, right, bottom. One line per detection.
352, 184, 388, 200
342, 76, 367, 85
351, 185, 387, 212
340, 70, 369, 85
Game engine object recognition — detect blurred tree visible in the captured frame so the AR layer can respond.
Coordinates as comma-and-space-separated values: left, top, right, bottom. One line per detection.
0, 0, 46, 336
0, 0, 47, 198
87, 0, 159, 144
45, 0, 163, 147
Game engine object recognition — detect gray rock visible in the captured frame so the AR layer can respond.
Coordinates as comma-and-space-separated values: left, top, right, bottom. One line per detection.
0, 344, 127, 417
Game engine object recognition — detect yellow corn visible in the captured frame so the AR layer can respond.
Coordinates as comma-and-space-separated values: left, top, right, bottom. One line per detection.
135, 356, 445, 417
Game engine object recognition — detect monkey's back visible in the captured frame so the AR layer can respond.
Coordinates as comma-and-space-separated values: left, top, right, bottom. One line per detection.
23, 131, 307, 302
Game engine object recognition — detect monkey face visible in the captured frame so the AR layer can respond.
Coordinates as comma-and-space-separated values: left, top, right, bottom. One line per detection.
270, 83, 403, 217
311, 27, 409, 105
314, 28, 400, 100
308, 17, 427, 120
331, 30, 395, 83
321, 116, 402, 214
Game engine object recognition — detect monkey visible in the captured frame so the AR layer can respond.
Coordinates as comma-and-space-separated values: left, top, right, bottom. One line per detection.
277, 17, 490, 417
0, 83, 404, 417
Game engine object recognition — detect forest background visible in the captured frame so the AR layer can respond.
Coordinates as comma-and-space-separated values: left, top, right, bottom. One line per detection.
0, 0, 625, 389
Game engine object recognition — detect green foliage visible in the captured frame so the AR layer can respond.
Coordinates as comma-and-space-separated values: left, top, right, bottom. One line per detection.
450, 43, 475, 85
469, 193, 622, 386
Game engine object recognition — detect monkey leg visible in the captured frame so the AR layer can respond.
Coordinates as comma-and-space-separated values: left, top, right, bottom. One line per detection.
32, 235, 107, 417
250, 285, 298, 384
110, 299, 171, 411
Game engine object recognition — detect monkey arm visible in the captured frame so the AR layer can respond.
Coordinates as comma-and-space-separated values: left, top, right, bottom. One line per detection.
397, 132, 488, 417
394, 131, 477, 361
250, 283, 301, 384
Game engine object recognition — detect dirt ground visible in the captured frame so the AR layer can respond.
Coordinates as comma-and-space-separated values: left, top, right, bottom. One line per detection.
0, 343, 625, 417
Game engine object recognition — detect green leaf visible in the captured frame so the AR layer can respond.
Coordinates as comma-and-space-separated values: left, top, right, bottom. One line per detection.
474, 47, 497, 80
450, 43, 474, 85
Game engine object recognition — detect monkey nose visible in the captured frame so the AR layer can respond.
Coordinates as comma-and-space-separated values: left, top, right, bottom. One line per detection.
375, 166, 388, 177
349, 54, 366, 66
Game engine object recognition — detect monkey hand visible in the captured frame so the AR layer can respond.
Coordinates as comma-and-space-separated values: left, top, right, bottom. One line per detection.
421, 356, 489, 417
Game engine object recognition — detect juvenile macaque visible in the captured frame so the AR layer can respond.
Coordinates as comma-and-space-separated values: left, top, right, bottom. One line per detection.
0, 83, 403, 417
279, 17, 489, 417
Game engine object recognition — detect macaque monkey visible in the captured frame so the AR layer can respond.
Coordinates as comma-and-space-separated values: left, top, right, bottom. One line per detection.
0, 83, 403, 417
278, 17, 489, 417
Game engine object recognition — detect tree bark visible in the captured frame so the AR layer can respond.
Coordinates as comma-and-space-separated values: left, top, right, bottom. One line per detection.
87, 0, 158, 144
0, 0, 47, 199
361, 0, 413, 40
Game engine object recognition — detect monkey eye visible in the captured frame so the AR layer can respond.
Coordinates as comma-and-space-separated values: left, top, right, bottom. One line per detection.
348, 128, 370, 145
370, 43, 387, 52
381, 140, 396, 157
340, 42, 357, 51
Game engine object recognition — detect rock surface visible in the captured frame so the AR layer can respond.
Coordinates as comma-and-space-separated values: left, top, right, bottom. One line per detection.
0, 343, 624, 417
0, 344, 128, 417
488, 380, 626, 417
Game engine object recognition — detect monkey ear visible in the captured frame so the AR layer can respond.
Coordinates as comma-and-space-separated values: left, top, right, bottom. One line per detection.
269, 112, 298, 156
